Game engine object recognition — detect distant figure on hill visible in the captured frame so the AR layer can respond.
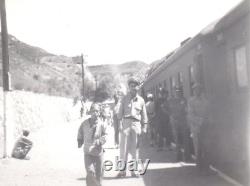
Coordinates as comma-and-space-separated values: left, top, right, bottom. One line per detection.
12, 129, 33, 160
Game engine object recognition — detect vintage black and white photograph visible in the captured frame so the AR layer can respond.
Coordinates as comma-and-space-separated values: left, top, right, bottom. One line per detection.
0, 0, 249, 186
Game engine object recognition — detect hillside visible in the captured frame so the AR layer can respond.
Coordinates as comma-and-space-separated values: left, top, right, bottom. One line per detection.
0, 34, 149, 98
89, 61, 146, 74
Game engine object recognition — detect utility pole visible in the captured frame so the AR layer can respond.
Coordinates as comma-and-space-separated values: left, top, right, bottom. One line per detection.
1, 0, 10, 91
81, 54, 85, 98
1, 0, 11, 158
94, 75, 98, 100
94, 75, 98, 90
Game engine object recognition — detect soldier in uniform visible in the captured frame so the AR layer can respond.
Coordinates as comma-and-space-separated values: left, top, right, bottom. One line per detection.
145, 93, 156, 147
116, 77, 148, 178
155, 89, 172, 151
169, 86, 191, 162
187, 83, 210, 171
112, 92, 122, 148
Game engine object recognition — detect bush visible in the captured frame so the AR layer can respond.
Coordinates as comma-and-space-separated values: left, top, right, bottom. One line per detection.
14, 82, 24, 90
33, 74, 40, 80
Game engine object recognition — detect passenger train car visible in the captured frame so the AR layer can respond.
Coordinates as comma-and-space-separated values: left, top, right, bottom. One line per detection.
141, 1, 249, 185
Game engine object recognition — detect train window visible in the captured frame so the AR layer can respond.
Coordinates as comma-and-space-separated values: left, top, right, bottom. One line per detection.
235, 46, 248, 88
170, 76, 176, 96
169, 77, 173, 96
189, 65, 195, 95
178, 72, 184, 87
195, 55, 204, 86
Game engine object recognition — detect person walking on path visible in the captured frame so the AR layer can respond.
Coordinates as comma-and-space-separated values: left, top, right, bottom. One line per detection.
77, 103, 107, 186
116, 77, 148, 178
112, 91, 124, 148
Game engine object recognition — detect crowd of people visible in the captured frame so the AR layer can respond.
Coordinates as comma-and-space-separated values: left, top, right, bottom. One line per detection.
8, 75, 211, 186
146, 86, 190, 161
77, 77, 211, 186
145, 82, 211, 170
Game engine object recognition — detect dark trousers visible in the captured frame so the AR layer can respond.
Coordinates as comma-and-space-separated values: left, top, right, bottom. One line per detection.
174, 123, 184, 161
84, 153, 103, 186
183, 126, 192, 161
197, 125, 210, 170
148, 117, 156, 143
113, 114, 119, 145
158, 117, 172, 148
173, 119, 191, 161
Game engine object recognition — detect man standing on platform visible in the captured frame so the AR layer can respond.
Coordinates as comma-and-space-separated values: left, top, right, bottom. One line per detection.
145, 93, 156, 147
156, 89, 172, 151
169, 86, 191, 162
112, 90, 124, 149
116, 77, 148, 178
187, 83, 210, 172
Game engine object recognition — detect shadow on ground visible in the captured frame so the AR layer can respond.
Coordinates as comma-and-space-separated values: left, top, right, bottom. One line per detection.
138, 144, 233, 186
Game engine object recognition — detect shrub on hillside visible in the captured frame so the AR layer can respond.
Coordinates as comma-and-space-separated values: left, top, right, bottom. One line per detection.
95, 87, 109, 102
33, 74, 40, 80
13, 82, 24, 90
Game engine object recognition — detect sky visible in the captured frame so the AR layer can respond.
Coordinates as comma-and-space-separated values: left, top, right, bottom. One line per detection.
4, 0, 243, 65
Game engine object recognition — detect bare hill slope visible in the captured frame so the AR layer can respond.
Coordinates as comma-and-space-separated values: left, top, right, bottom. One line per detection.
0, 34, 149, 98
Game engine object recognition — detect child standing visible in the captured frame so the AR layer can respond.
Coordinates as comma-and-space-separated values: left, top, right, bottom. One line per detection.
77, 103, 107, 186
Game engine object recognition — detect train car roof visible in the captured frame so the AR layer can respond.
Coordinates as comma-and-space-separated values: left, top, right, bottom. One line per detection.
201, 0, 249, 35
144, 0, 249, 85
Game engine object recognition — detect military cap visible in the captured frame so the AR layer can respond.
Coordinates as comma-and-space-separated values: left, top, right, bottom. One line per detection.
127, 77, 140, 86
146, 93, 153, 98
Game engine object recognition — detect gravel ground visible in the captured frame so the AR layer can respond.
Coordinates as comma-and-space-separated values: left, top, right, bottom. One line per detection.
0, 118, 234, 186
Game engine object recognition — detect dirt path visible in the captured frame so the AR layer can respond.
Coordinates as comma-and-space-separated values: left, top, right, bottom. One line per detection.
0, 119, 234, 186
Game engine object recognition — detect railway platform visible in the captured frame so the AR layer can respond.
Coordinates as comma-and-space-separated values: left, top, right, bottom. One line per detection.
0, 120, 238, 186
